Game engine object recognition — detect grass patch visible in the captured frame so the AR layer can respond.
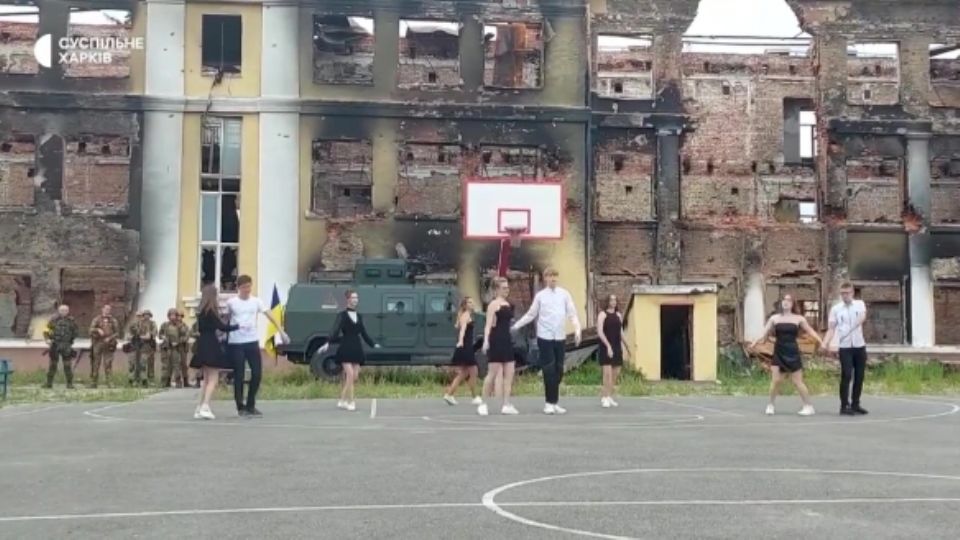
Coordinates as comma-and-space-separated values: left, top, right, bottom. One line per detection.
4, 354, 960, 405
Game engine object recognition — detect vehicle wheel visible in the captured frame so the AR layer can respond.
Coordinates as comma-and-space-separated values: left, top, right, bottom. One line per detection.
310, 353, 342, 382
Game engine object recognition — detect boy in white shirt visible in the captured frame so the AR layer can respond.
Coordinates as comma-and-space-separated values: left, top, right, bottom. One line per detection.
822, 282, 869, 416
227, 275, 286, 417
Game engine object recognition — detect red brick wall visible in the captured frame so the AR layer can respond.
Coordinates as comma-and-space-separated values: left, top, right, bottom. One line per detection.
593, 225, 656, 277
931, 183, 960, 224
0, 21, 39, 75
0, 135, 36, 207
934, 286, 960, 345
63, 22, 134, 79
61, 267, 129, 335
0, 273, 31, 338
396, 143, 461, 218
681, 230, 743, 279
594, 138, 654, 222
763, 229, 823, 276
63, 137, 131, 214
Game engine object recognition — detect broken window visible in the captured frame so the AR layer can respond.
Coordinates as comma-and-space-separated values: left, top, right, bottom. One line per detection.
311, 140, 373, 218
596, 35, 653, 99
396, 143, 461, 218
847, 42, 899, 105
477, 145, 543, 178
398, 20, 461, 89
782, 98, 816, 165
798, 300, 819, 325
0, 1, 39, 74
64, 8, 133, 78
0, 133, 36, 207
202, 14, 242, 74
200, 117, 242, 292
483, 22, 543, 89
930, 43, 960, 91
313, 15, 374, 85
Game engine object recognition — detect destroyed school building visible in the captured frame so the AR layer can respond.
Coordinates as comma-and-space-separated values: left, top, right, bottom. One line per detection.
0, 0, 959, 356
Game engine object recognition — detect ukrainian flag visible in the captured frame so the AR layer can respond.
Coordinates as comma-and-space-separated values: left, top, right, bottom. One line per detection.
265, 285, 284, 358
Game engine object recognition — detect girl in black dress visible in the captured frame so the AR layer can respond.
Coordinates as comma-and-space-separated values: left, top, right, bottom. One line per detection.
597, 294, 630, 409
443, 297, 482, 406
478, 277, 519, 416
750, 294, 824, 416
318, 290, 379, 412
193, 285, 239, 420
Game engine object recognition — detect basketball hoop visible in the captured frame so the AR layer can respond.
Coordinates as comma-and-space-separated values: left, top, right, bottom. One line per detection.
504, 226, 527, 248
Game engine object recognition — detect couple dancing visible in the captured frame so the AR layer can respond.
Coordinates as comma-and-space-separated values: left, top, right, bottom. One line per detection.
750, 282, 869, 417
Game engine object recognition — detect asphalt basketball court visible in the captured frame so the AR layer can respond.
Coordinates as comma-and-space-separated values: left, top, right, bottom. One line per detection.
1, 391, 959, 539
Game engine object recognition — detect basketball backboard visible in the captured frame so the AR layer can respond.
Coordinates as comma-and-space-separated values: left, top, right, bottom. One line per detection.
463, 178, 564, 240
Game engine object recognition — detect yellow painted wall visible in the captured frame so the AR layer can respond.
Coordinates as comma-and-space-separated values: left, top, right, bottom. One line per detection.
184, 3, 262, 98
628, 293, 718, 382
177, 113, 260, 310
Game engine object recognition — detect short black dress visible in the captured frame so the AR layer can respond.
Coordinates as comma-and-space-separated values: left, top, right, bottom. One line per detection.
773, 322, 803, 372
598, 311, 623, 367
451, 321, 477, 366
329, 309, 376, 365
487, 304, 514, 363
191, 310, 239, 369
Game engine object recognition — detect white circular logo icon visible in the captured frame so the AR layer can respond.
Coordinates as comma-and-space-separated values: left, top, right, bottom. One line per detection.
33, 34, 52, 69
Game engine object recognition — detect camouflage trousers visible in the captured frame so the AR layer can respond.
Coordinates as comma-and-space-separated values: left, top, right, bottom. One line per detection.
129, 345, 155, 386
90, 342, 116, 387
160, 348, 190, 387
46, 345, 74, 387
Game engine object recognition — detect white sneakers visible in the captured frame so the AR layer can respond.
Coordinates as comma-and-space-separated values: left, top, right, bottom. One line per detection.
194, 404, 214, 420
477, 403, 489, 416
543, 404, 567, 415
501, 404, 519, 415
443, 394, 457, 405
601, 397, 619, 408
337, 400, 357, 411
470, 396, 484, 406
765, 404, 816, 416
476, 402, 518, 415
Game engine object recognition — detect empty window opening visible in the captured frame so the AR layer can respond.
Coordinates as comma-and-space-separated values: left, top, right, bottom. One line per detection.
0, 2, 39, 75
930, 44, 960, 82
478, 145, 542, 178
730, 187, 739, 195
722, 82, 731, 95
313, 15, 375, 85
398, 19, 461, 89
706, 159, 715, 174
200, 118, 242, 292
311, 139, 373, 218
484, 22, 543, 89
660, 305, 692, 381
613, 155, 624, 172
847, 42, 899, 105
596, 34, 653, 99
625, 185, 633, 194
202, 14, 242, 74
783, 98, 817, 165
773, 198, 817, 224
65, 8, 133, 78
799, 201, 817, 223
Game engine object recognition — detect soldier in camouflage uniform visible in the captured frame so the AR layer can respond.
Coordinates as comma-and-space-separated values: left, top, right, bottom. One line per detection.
128, 310, 158, 387
43, 304, 79, 389
89, 304, 120, 388
159, 309, 191, 388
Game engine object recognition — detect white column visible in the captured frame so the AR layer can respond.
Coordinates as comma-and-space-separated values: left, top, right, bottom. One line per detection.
140, 1, 185, 317
257, 5, 300, 313
743, 272, 767, 342
907, 133, 935, 347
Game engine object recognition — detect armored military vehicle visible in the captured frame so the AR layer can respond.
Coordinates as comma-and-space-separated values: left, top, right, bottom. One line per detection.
280, 258, 530, 380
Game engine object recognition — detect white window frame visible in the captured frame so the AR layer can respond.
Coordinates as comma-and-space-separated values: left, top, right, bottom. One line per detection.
199, 117, 242, 293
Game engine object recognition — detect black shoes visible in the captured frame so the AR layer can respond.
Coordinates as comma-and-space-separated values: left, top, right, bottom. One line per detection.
840, 406, 855, 415
840, 405, 869, 415
247, 408, 263, 418
852, 405, 869, 415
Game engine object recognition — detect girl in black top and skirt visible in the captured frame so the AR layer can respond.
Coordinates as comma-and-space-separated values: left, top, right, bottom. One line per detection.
750, 294, 824, 416
478, 277, 519, 416
597, 295, 630, 408
443, 297, 483, 406
193, 284, 239, 420
318, 290, 379, 412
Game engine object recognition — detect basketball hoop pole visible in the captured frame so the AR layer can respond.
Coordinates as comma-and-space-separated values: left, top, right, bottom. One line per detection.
497, 227, 526, 278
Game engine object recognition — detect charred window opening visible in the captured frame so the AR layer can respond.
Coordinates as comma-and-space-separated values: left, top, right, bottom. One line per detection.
773, 198, 817, 224
0, 133, 36, 207
783, 98, 817, 165
311, 139, 373, 218
314, 15, 374, 85
596, 35, 653, 99
0, 1, 39, 75
398, 19, 461, 89
396, 142, 462, 218
201, 14, 242, 74
483, 22, 543, 89
477, 145, 543, 178
932, 157, 960, 179
847, 42, 899, 106
65, 8, 133, 79
200, 118, 242, 292
929, 43, 960, 84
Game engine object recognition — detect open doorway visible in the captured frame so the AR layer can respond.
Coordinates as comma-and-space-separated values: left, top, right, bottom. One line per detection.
660, 305, 692, 380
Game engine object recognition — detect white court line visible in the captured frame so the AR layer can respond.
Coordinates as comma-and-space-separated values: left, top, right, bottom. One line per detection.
370, 399, 377, 419
4, 497, 960, 524
481, 467, 960, 540
640, 397, 745, 417
0, 404, 67, 419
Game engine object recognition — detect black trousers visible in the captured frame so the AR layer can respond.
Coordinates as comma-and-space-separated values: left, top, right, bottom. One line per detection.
839, 347, 867, 408
538, 339, 566, 405
230, 342, 262, 411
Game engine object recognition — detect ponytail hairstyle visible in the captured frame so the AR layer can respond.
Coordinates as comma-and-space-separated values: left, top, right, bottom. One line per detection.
454, 296, 472, 327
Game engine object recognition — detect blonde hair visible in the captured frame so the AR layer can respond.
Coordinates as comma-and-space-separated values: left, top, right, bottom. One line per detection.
454, 297, 472, 328
198, 284, 220, 316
